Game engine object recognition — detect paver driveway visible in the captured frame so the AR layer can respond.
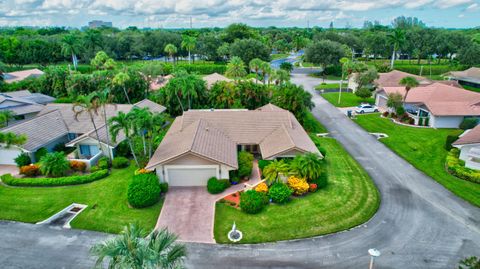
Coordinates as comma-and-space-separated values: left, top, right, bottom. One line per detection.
0, 165, 19, 176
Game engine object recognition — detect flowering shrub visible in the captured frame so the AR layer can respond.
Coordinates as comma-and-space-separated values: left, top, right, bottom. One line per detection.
20, 164, 40, 177
287, 176, 309, 196
255, 182, 268, 193
309, 183, 318, 192
70, 160, 86, 172
134, 168, 154, 175
268, 182, 293, 204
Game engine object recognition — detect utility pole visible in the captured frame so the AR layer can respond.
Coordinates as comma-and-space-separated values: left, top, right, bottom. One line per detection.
307, 20, 310, 29
190, 17, 192, 29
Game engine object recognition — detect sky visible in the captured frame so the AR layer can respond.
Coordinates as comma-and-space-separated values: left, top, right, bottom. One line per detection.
0, 0, 479, 29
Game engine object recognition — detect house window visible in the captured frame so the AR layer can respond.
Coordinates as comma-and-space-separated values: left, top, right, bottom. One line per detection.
80, 145, 99, 156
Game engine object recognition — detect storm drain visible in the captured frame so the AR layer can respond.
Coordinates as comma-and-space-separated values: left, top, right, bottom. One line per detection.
36, 203, 87, 229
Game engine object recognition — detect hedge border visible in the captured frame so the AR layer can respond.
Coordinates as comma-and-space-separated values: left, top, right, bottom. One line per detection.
1, 169, 109, 187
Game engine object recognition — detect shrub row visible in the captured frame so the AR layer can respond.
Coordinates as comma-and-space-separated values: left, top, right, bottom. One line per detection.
446, 149, 480, 184
175, 63, 227, 75
1, 169, 109, 187
394, 65, 466, 76
207, 177, 231, 194
112, 157, 130, 168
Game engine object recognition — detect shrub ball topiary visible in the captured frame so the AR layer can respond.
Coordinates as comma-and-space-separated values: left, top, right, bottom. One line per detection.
159, 182, 169, 193
287, 176, 309, 195
268, 182, 293, 204
238, 151, 254, 178
255, 182, 268, 193
127, 173, 161, 208
112, 157, 129, 168
207, 177, 228, 194
97, 156, 110, 169
40, 152, 70, 177
240, 190, 268, 214
14, 152, 31, 167
382, 111, 390, 117
395, 106, 405, 117
312, 173, 328, 189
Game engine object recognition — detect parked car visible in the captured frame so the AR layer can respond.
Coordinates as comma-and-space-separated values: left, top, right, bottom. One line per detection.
355, 104, 379, 114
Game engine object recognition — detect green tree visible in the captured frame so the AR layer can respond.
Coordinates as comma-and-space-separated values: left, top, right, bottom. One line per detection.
109, 111, 140, 167
304, 40, 344, 78
289, 153, 324, 181
458, 256, 480, 269
387, 29, 406, 69
399, 76, 419, 101
272, 69, 290, 85
73, 94, 103, 159
230, 38, 270, 67
0, 110, 14, 127
271, 83, 314, 123
260, 61, 272, 84
457, 42, 480, 66
223, 23, 255, 43
387, 92, 403, 111
249, 58, 264, 82
39, 152, 70, 177
355, 88, 372, 100
208, 81, 239, 108
355, 66, 378, 90
91, 51, 116, 70
216, 43, 230, 61
225, 56, 247, 79
83, 29, 102, 60
112, 72, 131, 104
280, 62, 293, 73
164, 43, 178, 64
95, 89, 115, 161
61, 33, 81, 70
0, 132, 27, 147
91, 224, 186, 269
263, 160, 289, 184
181, 35, 196, 64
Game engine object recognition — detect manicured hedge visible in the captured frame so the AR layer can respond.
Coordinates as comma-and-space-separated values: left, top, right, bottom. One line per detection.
394, 65, 466, 76
1, 169, 109, 187
127, 173, 161, 208
207, 177, 230, 194
240, 190, 268, 214
268, 182, 293, 204
446, 149, 480, 184
176, 63, 227, 75
112, 157, 129, 168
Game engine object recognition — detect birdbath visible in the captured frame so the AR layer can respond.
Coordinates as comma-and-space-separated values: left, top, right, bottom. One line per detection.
227, 222, 243, 243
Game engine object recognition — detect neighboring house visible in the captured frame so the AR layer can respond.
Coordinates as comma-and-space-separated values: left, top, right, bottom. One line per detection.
145, 104, 321, 186
203, 73, 233, 89
3, 69, 44, 84
453, 125, 480, 170
149, 75, 173, 91
375, 83, 480, 128
0, 99, 165, 166
0, 90, 55, 125
446, 67, 480, 88
348, 70, 431, 93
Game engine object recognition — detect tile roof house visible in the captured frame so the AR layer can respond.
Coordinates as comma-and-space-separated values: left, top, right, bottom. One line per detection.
375, 82, 480, 128
145, 104, 321, 186
3, 69, 44, 84
202, 73, 233, 89
0, 90, 55, 125
453, 125, 480, 170
446, 67, 480, 88
348, 70, 432, 92
0, 99, 165, 166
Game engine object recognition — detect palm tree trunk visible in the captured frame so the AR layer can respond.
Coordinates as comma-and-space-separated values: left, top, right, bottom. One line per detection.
176, 92, 185, 113
188, 50, 191, 64
127, 138, 140, 167
142, 133, 147, 156
123, 86, 131, 104
103, 106, 113, 162
89, 113, 104, 162
390, 49, 396, 69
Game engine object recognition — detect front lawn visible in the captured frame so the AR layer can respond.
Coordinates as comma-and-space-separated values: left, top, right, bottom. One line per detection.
315, 83, 347, 90
354, 114, 480, 207
0, 165, 163, 234
321, 92, 375, 107
214, 137, 380, 243
270, 53, 290, 60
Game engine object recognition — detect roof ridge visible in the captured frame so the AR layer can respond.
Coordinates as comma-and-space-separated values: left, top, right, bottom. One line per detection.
189, 120, 203, 151
1, 109, 61, 131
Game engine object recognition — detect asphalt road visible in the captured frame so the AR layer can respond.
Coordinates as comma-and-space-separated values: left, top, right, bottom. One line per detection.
0, 72, 479, 269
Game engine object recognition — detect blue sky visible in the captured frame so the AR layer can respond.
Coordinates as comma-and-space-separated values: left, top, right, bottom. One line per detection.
0, 0, 479, 28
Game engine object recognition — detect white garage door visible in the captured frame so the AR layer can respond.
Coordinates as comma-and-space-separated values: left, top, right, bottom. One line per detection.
377, 95, 388, 109
166, 167, 217, 186
0, 148, 23, 165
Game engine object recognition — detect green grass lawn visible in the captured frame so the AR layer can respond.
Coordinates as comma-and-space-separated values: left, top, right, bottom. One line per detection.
0, 165, 163, 234
214, 137, 380, 243
462, 84, 480, 93
321, 92, 375, 107
353, 114, 480, 207
270, 53, 290, 60
315, 83, 348, 90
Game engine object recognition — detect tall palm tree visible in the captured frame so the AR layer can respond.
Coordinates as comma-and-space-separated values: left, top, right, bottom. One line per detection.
181, 36, 196, 64
399, 76, 419, 101
130, 107, 150, 157
83, 29, 102, 59
112, 71, 131, 104
263, 160, 289, 184
272, 69, 290, 85
290, 153, 324, 181
164, 44, 178, 64
260, 61, 272, 84
91, 224, 186, 269
225, 56, 247, 79
109, 111, 140, 167
72, 94, 103, 158
95, 88, 115, 161
249, 58, 264, 83
61, 33, 80, 70
387, 29, 406, 69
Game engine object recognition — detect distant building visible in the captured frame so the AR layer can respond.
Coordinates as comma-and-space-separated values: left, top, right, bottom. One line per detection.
88, 20, 112, 29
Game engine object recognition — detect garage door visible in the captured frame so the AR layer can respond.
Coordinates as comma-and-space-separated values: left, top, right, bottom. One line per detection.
166, 167, 217, 186
0, 148, 23, 165
377, 95, 388, 109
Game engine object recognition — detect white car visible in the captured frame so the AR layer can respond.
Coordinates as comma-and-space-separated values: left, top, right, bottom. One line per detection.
355, 104, 379, 114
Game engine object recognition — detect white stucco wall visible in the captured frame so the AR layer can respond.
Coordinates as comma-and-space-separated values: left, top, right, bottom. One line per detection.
430, 116, 464, 128
375, 94, 388, 109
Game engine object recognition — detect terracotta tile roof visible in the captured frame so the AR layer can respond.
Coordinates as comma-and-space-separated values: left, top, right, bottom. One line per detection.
4, 69, 44, 84
1, 110, 68, 151
375, 70, 432, 88
146, 104, 320, 169
203, 73, 232, 88
448, 67, 480, 80
150, 75, 173, 91
380, 83, 480, 116
453, 125, 480, 146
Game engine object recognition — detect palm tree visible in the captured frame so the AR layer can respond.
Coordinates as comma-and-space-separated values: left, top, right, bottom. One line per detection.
112, 72, 131, 104
61, 33, 80, 70
181, 36, 196, 64
387, 29, 406, 69
249, 58, 264, 82
272, 69, 290, 85
263, 160, 289, 184
109, 111, 140, 167
164, 44, 178, 64
260, 61, 272, 84
95, 88, 115, 161
91, 224, 186, 269
225, 56, 247, 79
130, 107, 150, 157
83, 29, 102, 59
0, 132, 27, 147
72, 94, 103, 158
0, 110, 14, 127
399, 76, 419, 101
290, 153, 324, 181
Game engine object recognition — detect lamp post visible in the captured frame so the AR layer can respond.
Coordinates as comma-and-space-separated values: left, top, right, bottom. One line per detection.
368, 248, 381, 269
